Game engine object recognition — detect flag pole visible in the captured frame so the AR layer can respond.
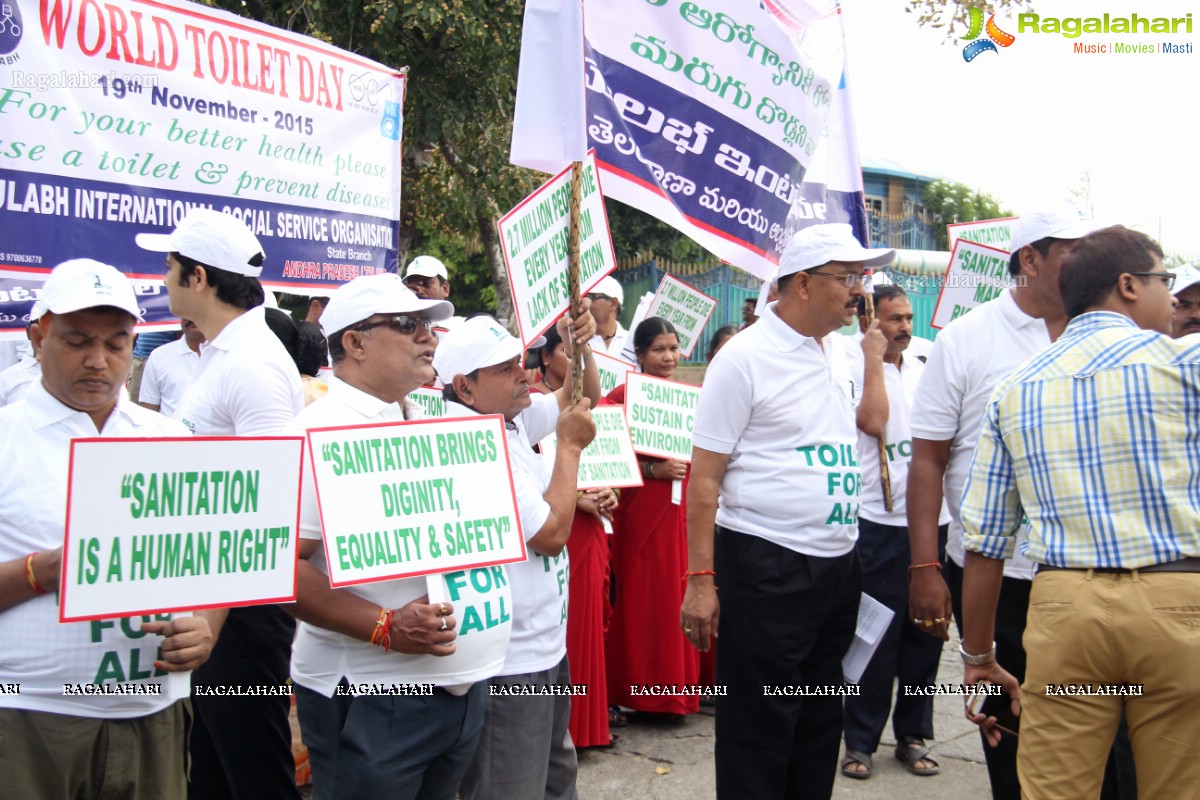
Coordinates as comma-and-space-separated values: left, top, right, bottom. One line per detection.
567, 161, 585, 405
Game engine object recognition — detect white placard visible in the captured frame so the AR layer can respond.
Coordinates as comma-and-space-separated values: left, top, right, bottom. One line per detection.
593, 351, 634, 398
929, 239, 1014, 329
623, 372, 699, 463
306, 415, 526, 588
645, 275, 717, 358
947, 216, 1018, 251
842, 593, 894, 685
539, 406, 643, 490
60, 437, 304, 622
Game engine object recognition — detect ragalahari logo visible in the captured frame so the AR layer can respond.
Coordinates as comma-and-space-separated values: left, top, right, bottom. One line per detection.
961, 6, 1016, 61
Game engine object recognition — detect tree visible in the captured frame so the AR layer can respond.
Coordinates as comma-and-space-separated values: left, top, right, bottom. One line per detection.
906, 1, 1035, 39
921, 179, 1011, 250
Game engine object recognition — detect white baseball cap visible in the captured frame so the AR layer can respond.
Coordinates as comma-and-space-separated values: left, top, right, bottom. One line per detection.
320, 273, 454, 336
136, 209, 266, 277
1009, 206, 1103, 254
590, 275, 624, 306
30, 259, 143, 321
404, 255, 449, 281
778, 223, 895, 278
1172, 263, 1200, 296
434, 316, 525, 384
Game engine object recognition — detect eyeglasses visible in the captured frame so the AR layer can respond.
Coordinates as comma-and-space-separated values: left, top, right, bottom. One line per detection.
585, 293, 615, 302
807, 270, 865, 288
354, 315, 434, 336
1128, 272, 1175, 291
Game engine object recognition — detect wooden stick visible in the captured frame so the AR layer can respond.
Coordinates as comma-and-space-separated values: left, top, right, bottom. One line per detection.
567, 161, 584, 405
863, 291, 894, 513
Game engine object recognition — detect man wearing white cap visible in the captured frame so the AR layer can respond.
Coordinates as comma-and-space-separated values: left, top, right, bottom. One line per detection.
284, 274, 514, 800
137, 208, 303, 800
681, 223, 893, 799
403, 255, 452, 300
586, 275, 627, 355
905, 206, 1126, 800
1169, 262, 1200, 338
438, 312, 599, 800
0, 259, 221, 798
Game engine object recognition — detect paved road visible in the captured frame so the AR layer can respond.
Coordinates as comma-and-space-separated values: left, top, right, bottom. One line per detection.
579, 632, 992, 799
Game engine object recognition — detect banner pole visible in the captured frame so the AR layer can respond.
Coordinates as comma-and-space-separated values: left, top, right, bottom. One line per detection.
568, 161, 584, 405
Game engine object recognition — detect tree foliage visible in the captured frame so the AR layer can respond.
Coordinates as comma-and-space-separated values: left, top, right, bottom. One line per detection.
906, 0, 1036, 39
921, 179, 1011, 250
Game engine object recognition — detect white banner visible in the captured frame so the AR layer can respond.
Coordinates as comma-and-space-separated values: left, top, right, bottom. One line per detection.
306, 415, 526, 588
947, 216, 1018, 251
60, 437, 304, 622
593, 350, 635, 398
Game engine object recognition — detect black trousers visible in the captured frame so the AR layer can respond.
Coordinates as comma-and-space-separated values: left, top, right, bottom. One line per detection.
188, 605, 300, 800
843, 519, 947, 754
945, 559, 1137, 800
714, 527, 861, 800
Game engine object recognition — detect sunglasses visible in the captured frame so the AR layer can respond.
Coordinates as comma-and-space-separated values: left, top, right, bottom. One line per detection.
354, 314, 434, 336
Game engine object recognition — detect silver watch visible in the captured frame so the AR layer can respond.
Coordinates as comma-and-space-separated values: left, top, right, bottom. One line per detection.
959, 642, 996, 666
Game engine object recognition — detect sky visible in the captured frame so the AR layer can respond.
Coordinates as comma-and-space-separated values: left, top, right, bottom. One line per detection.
839, 0, 1200, 258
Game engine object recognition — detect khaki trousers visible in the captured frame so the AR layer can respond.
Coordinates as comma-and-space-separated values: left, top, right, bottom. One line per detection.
1019, 569, 1200, 799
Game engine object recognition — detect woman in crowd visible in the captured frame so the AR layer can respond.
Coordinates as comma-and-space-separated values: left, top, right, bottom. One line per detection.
605, 317, 699, 719
707, 325, 738, 361
532, 323, 619, 748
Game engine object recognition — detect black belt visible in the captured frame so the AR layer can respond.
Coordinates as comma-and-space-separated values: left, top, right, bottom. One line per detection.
1038, 556, 1200, 574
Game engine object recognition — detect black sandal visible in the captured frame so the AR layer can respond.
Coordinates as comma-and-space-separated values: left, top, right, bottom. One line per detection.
894, 736, 939, 776
840, 749, 873, 779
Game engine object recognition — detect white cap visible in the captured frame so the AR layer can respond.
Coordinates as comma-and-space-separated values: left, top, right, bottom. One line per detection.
1173, 263, 1200, 296
30, 259, 143, 321
404, 255, 449, 281
1009, 206, 1102, 254
590, 275, 624, 306
778, 223, 894, 278
434, 316, 524, 384
136, 209, 266, 277
320, 273, 453, 336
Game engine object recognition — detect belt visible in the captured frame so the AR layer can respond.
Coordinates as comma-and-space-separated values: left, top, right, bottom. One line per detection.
1038, 556, 1200, 574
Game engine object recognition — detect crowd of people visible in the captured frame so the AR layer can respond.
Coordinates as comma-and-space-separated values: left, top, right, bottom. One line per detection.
0, 209, 1195, 800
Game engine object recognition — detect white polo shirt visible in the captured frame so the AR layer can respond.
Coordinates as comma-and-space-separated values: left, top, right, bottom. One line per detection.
138, 338, 201, 418
0, 383, 191, 718
846, 346, 952, 527
693, 303, 860, 557
910, 289, 1048, 580
0, 356, 40, 407
445, 392, 568, 676
589, 322, 628, 358
174, 306, 303, 435
287, 378, 512, 697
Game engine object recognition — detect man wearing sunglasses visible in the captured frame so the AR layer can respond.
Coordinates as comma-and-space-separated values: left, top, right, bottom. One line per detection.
682, 223, 894, 798
585, 275, 627, 355
958, 226, 1197, 799
285, 274, 515, 800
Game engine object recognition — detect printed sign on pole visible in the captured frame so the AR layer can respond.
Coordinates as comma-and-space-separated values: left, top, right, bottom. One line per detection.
540, 406, 643, 490
498, 151, 618, 347
593, 351, 634, 398
947, 217, 1018, 252
60, 437, 305, 622
644, 275, 717, 358
409, 386, 448, 420
929, 239, 1014, 329
623, 373, 700, 462
306, 415, 526, 588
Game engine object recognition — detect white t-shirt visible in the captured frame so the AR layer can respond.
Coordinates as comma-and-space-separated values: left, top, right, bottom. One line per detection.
589, 322, 628, 358
0, 383, 191, 718
846, 347, 952, 527
138, 338, 201, 419
445, 392, 568, 675
693, 304, 860, 557
286, 378, 512, 697
174, 306, 303, 435
0, 356, 40, 407
910, 289, 1048, 580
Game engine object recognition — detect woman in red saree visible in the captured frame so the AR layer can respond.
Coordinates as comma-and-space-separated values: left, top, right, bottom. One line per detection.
605, 317, 700, 718
533, 324, 618, 747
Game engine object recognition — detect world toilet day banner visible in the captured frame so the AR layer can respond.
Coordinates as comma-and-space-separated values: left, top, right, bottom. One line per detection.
539, 405, 643, 490
623, 371, 700, 462
60, 437, 305, 623
0, 0, 406, 333
512, 0, 869, 281
497, 151, 617, 348
305, 415, 527, 588
929, 239, 1014, 329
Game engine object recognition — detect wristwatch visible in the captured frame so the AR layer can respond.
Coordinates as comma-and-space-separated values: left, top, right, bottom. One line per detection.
959, 642, 996, 666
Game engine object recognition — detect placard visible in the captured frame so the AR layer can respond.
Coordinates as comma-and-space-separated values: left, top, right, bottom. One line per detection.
644, 275, 717, 358
306, 415, 526, 587
539, 406, 642, 490
60, 436, 304, 622
929, 239, 1014, 329
409, 385, 447, 420
593, 350, 634, 398
623, 372, 699, 462
498, 150, 617, 347
947, 216, 1018, 251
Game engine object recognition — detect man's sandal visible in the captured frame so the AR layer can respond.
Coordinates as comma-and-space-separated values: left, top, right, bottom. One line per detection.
840, 750, 873, 780
894, 736, 940, 776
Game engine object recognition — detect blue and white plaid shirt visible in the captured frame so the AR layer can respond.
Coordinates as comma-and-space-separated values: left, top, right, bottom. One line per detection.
960, 311, 1200, 568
